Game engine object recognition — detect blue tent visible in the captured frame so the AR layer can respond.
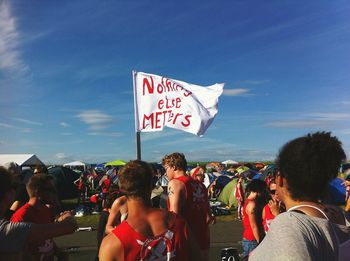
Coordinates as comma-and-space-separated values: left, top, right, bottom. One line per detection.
328, 178, 346, 205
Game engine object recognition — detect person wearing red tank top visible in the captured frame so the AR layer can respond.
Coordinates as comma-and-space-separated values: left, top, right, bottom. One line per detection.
99, 160, 203, 261
241, 179, 267, 260
10, 174, 70, 260
262, 180, 282, 233
162, 153, 213, 260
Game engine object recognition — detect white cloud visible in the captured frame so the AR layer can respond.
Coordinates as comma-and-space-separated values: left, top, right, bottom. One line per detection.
60, 122, 70, 127
12, 117, 42, 126
76, 110, 114, 130
61, 132, 73, 136
21, 128, 32, 133
0, 122, 33, 132
88, 132, 123, 137
236, 80, 270, 85
0, 122, 17, 129
0, 1, 27, 72
266, 120, 330, 128
141, 131, 180, 142
55, 153, 70, 160
222, 88, 250, 96
307, 113, 350, 120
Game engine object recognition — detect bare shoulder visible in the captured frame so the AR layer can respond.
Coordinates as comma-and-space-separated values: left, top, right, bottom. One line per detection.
99, 233, 123, 261
246, 201, 256, 213
111, 195, 127, 209
168, 179, 185, 191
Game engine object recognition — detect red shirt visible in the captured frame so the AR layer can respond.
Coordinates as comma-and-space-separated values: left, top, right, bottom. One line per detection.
242, 199, 256, 240
11, 203, 55, 259
262, 204, 276, 233
168, 175, 210, 250
235, 182, 243, 202
112, 213, 189, 261
77, 179, 85, 191
102, 178, 111, 193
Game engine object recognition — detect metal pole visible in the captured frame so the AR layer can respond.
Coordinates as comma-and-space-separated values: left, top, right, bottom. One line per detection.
132, 70, 141, 160
136, 131, 141, 160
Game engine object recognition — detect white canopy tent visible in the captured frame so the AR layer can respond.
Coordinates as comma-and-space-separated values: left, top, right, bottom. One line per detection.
0, 154, 45, 167
221, 160, 239, 166
63, 161, 88, 171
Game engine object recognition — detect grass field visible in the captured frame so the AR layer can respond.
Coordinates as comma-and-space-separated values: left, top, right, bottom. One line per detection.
62, 198, 238, 228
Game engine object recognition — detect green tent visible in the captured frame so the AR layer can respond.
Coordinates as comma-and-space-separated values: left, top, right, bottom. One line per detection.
217, 178, 238, 208
104, 160, 126, 167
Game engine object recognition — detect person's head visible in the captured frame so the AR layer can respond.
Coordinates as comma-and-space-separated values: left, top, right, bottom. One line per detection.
3, 162, 21, 175
191, 167, 204, 182
276, 131, 346, 202
0, 167, 19, 210
245, 179, 267, 198
26, 174, 57, 204
118, 160, 153, 200
104, 184, 122, 209
268, 179, 278, 201
161, 152, 187, 180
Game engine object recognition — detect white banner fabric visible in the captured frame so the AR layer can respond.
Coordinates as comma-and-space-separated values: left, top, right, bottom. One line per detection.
133, 71, 224, 136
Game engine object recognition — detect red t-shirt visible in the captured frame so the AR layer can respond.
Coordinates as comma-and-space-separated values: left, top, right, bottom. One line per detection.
262, 204, 276, 233
11, 203, 55, 259
102, 178, 111, 193
168, 176, 210, 250
242, 199, 256, 241
112, 213, 189, 261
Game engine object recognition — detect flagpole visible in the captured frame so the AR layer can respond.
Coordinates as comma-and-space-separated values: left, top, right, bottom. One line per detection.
136, 131, 141, 160
132, 70, 141, 160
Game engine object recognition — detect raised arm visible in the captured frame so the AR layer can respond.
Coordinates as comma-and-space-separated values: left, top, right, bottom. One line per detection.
105, 196, 127, 234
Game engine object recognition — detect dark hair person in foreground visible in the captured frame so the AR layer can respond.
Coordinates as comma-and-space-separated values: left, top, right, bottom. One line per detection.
0, 167, 78, 260
99, 160, 202, 261
250, 132, 350, 260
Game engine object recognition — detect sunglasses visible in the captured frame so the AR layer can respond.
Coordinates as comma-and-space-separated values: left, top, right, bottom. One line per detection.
270, 189, 276, 194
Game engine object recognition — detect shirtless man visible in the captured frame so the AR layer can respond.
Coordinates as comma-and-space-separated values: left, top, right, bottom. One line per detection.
99, 160, 202, 261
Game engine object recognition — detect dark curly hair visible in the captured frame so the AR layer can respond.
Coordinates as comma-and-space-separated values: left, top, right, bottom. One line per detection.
277, 131, 346, 201
118, 160, 153, 198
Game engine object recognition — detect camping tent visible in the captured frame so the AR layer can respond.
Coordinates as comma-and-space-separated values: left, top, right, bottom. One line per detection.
217, 178, 238, 208
327, 178, 346, 205
221, 160, 239, 166
48, 166, 80, 200
63, 161, 88, 171
0, 154, 44, 167
104, 160, 126, 167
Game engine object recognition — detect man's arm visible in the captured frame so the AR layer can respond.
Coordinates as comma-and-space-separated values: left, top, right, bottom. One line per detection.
27, 213, 77, 244
105, 196, 127, 234
99, 233, 123, 261
167, 179, 185, 215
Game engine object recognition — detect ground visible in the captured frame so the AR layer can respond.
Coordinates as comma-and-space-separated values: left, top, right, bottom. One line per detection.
55, 214, 243, 261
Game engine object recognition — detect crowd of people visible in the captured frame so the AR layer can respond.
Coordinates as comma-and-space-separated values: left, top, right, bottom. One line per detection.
1, 131, 350, 260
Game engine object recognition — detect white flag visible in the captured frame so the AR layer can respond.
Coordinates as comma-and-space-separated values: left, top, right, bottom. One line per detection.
133, 71, 224, 136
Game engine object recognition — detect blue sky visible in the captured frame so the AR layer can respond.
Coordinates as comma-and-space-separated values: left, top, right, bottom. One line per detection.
1, 0, 350, 164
